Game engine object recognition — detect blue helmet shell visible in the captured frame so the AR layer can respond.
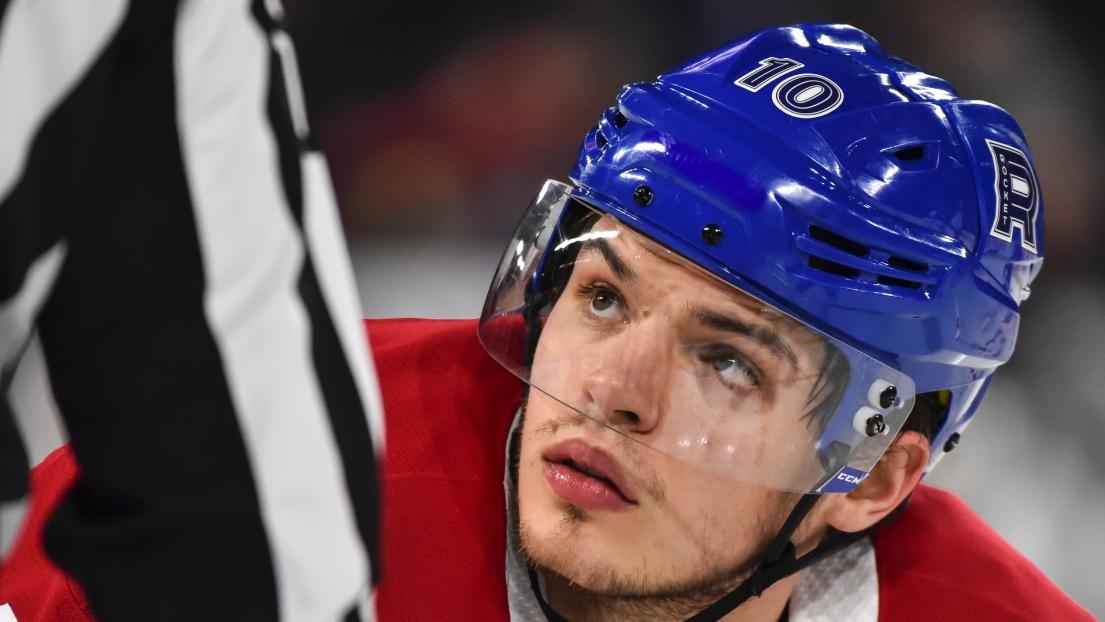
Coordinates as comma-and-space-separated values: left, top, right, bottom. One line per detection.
569, 23, 1044, 468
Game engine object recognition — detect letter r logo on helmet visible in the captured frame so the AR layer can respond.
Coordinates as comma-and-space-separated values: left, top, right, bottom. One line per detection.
987, 139, 1040, 254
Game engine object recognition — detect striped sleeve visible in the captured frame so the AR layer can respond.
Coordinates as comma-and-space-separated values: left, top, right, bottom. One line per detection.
0, 1, 382, 620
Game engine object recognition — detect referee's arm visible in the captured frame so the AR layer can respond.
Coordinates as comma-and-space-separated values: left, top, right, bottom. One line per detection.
0, 1, 384, 620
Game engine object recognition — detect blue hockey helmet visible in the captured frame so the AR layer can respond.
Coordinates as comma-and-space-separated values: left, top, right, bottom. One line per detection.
479, 23, 1043, 492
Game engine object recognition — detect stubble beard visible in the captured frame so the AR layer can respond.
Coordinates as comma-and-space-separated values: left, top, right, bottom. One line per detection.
511, 405, 795, 621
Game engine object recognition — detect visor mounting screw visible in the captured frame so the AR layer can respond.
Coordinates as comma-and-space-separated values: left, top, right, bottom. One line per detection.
943, 432, 961, 453
878, 385, 898, 409
633, 185, 653, 206
701, 223, 724, 245
865, 413, 887, 437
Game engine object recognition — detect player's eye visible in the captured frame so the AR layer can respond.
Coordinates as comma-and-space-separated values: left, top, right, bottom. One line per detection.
578, 283, 624, 320
698, 344, 761, 392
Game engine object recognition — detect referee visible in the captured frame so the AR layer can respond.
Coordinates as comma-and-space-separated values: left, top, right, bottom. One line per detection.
0, 1, 383, 620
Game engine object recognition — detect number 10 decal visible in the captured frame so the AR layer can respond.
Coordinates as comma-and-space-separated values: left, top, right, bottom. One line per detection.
735, 57, 844, 119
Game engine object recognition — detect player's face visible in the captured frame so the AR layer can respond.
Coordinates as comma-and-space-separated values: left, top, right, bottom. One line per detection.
515, 216, 830, 602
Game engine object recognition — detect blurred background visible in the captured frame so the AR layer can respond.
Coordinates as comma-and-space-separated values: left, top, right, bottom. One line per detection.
281, 0, 1102, 613
283, 0, 1105, 614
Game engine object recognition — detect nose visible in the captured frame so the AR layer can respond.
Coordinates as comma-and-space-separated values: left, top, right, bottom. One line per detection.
582, 326, 667, 434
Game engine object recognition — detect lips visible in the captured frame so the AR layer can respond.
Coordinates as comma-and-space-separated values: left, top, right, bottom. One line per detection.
542, 439, 638, 511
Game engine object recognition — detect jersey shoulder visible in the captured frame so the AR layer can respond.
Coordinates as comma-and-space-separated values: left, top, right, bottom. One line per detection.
365, 318, 517, 621
363, 318, 521, 476
0, 446, 92, 622
872, 483, 1093, 621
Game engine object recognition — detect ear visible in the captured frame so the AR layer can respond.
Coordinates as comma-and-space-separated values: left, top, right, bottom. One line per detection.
822, 430, 931, 533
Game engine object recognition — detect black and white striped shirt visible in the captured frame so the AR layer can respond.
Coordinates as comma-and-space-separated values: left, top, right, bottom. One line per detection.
0, 1, 383, 619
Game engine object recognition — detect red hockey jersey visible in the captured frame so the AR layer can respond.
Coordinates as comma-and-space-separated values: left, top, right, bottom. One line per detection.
0, 319, 1092, 621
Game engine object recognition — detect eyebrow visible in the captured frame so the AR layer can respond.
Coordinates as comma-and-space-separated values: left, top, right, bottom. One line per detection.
579, 238, 638, 283
691, 307, 799, 372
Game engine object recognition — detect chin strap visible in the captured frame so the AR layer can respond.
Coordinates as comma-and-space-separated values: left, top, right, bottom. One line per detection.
529, 568, 571, 622
685, 492, 861, 622
530, 494, 911, 622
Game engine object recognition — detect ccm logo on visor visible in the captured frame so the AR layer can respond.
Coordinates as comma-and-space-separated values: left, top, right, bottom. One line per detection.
817, 466, 869, 493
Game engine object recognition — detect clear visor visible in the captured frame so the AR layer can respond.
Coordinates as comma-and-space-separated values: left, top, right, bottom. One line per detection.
479, 180, 916, 493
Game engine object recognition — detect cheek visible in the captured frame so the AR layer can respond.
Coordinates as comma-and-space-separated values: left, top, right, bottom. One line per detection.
516, 452, 547, 523
530, 307, 583, 393
762, 389, 824, 480
517, 401, 550, 475
650, 389, 797, 489
516, 398, 563, 516
643, 457, 785, 565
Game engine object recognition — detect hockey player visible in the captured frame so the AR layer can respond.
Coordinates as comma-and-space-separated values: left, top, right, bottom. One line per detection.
396, 22, 1090, 621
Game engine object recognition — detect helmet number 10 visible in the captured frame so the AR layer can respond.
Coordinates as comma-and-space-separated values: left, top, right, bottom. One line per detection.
735, 57, 844, 119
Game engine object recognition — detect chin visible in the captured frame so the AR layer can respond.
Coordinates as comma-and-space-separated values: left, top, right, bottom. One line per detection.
518, 492, 666, 594
518, 488, 615, 584
520, 517, 628, 592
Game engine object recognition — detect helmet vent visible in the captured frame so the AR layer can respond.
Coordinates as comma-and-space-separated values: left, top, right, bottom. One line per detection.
808, 256, 861, 278
799, 225, 937, 292
594, 126, 608, 149
876, 275, 923, 289
893, 146, 926, 162
808, 225, 868, 257
888, 255, 929, 273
